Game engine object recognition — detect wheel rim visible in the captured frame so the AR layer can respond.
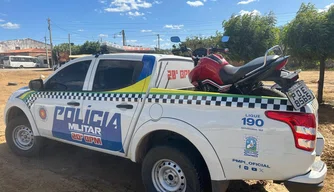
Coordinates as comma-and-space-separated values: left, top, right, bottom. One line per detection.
152, 159, 186, 192
12, 125, 34, 150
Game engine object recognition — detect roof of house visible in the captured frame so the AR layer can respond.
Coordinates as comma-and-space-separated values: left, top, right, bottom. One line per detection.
2, 48, 49, 54
0, 38, 49, 46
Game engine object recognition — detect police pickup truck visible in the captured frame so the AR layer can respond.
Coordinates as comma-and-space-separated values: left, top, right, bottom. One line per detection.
4, 53, 327, 192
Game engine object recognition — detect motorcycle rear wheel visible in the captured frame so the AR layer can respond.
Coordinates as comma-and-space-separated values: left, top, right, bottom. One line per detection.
250, 86, 287, 98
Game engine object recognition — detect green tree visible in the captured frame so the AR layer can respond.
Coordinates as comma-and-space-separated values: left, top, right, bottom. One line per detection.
53, 43, 81, 55
100, 44, 115, 54
181, 31, 223, 51
222, 12, 279, 62
284, 3, 333, 103
53, 43, 81, 63
171, 31, 223, 57
71, 44, 81, 55
80, 41, 101, 54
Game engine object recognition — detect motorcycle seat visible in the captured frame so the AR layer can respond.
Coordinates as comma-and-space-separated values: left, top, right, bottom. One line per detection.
220, 55, 279, 84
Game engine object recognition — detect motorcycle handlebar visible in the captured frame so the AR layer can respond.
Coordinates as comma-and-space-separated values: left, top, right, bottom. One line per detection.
172, 47, 192, 53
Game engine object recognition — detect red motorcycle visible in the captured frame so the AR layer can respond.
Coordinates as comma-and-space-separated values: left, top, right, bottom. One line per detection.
170, 36, 315, 109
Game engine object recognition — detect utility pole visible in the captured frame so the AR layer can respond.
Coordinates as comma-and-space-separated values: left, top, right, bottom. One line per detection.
47, 18, 54, 68
44, 36, 49, 67
68, 33, 71, 55
122, 30, 126, 46
157, 34, 160, 50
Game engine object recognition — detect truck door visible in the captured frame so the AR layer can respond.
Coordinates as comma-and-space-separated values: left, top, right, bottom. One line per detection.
31, 59, 94, 139
81, 56, 150, 154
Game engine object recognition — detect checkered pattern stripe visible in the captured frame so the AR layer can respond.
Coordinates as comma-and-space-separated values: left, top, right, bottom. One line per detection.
23, 91, 144, 108
146, 94, 307, 112
22, 91, 307, 112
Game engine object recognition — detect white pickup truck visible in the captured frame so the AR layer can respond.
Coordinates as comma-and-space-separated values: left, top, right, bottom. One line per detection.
4, 53, 327, 192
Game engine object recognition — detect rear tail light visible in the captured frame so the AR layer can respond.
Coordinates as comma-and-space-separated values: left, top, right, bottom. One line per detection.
265, 111, 316, 152
275, 59, 288, 70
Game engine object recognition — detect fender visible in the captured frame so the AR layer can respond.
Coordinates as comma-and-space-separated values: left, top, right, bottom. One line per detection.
5, 98, 41, 136
129, 117, 226, 181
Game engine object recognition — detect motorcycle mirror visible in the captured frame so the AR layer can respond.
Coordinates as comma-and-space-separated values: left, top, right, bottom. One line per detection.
221, 36, 230, 43
170, 36, 181, 43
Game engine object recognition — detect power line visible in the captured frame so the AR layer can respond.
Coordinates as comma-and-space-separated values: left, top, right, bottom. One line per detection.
51, 21, 94, 40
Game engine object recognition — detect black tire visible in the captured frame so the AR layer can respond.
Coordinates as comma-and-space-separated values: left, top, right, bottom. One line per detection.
250, 86, 287, 98
142, 145, 210, 192
20, 65, 23, 69
5, 116, 43, 157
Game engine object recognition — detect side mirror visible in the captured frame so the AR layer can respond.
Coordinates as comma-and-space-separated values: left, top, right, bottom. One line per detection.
170, 36, 181, 43
29, 79, 44, 91
221, 36, 230, 43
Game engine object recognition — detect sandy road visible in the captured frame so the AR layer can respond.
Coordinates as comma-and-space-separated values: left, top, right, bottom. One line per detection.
0, 138, 145, 192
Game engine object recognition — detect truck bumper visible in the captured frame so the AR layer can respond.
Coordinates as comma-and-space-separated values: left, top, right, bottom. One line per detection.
284, 131, 327, 192
284, 160, 327, 192
316, 131, 325, 156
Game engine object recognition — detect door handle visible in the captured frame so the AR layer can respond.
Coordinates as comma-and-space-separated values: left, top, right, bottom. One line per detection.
116, 104, 133, 109
67, 101, 80, 106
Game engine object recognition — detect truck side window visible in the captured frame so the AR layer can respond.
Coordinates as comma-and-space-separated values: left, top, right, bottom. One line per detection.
92, 59, 143, 91
44, 60, 92, 91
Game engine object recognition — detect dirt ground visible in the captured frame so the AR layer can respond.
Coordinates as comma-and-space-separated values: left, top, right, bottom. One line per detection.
0, 69, 333, 192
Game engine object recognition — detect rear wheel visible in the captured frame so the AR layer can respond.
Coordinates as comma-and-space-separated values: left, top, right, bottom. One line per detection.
142, 145, 210, 192
250, 86, 287, 98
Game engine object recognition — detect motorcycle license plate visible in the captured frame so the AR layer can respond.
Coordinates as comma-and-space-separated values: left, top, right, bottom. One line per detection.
287, 80, 315, 110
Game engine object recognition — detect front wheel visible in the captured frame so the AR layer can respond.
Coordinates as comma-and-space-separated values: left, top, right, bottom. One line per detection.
5, 116, 43, 156
142, 145, 210, 192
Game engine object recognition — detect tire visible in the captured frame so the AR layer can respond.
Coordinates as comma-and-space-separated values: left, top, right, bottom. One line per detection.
250, 86, 287, 98
20, 65, 23, 69
142, 145, 210, 192
5, 116, 43, 157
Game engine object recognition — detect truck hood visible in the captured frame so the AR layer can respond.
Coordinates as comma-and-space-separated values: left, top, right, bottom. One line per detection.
9, 86, 31, 100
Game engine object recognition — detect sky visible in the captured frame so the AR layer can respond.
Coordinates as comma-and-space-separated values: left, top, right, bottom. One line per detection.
0, 0, 333, 49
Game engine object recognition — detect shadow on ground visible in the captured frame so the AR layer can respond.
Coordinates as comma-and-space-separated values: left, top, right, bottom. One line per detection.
32, 69, 54, 72
319, 104, 334, 124
227, 180, 269, 192
0, 139, 270, 192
